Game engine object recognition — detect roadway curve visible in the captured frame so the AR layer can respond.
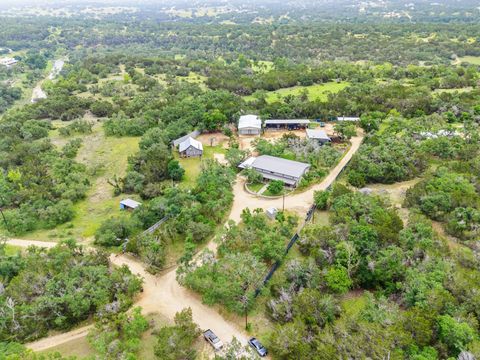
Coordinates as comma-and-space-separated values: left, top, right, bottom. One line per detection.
228, 132, 364, 222
6, 130, 364, 353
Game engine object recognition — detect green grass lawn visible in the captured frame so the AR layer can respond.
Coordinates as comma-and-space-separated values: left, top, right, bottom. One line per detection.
311, 210, 330, 226
433, 87, 473, 95
21, 120, 141, 242
138, 312, 172, 360
177, 72, 207, 90
39, 335, 94, 359
244, 81, 350, 103
454, 56, 480, 65
176, 145, 227, 188
247, 182, 265, 193
4, 244, 22, 255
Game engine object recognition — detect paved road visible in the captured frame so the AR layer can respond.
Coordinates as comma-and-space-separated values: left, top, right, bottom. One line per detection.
6, 130, 364, 354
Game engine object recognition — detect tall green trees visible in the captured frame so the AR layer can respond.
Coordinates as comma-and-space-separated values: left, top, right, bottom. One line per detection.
0, 241, 142, 343
154, 308, 200, 360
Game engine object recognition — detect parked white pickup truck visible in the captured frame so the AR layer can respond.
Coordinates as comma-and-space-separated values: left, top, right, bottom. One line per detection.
203, 329, 224, 351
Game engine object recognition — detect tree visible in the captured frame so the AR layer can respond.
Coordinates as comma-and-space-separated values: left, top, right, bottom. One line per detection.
94, 216, 139, 246
167, 160, 185, 181
267, 180, 284, 195
88, 307, 148, 360
226, 147, 248, 168
313, 190, 330, 210
202, 109, 228, 131
244, 168, 263, 184
438, 315, 477, 356
154, 308, 200, 360
90, 100, 114, 117
324, 266, 352, 294
334, 122, 357, 140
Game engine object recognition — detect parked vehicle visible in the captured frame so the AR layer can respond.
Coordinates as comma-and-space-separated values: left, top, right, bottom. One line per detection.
203, 329, 224, 351
248, 337, 268, 357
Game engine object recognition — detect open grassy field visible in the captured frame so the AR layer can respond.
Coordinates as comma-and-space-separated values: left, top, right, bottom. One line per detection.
244, 81, 350, 103
22, 118, 141, 243
433, 87, 473, 95
453, 56, 480, 65
177, 71, 207, 89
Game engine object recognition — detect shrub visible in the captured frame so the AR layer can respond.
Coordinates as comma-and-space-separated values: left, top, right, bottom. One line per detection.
267, 180, 284, 195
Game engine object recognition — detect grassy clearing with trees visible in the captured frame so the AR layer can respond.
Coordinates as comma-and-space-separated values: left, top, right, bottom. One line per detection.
243, 81, 350, 103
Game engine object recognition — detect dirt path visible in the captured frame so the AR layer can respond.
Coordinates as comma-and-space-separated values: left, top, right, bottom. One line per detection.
31, 58, 65, 103
6, 239, 248, 353
6, 130, 364, 354
228, 132, 364, 222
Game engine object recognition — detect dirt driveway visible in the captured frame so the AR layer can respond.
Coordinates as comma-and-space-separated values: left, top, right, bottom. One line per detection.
7, 130, 364, 356
7, 239, 249, 353
228, 132, 364, 222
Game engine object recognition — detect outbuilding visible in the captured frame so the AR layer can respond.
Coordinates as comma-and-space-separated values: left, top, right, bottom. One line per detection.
0, 57, 18, 68
336, 116, 360, 122
239, 155, 310, 187
266, 207, 279, 220
306, 129, 331, 144
172, 130, 201, 147
264, 119, 310, 130
178, 137, 203, 158
238, 115, 262, 135
120, 199, 142, 211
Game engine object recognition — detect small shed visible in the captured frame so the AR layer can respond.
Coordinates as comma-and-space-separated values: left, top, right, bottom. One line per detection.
120, 199, 142, 211
306, 129, 331, 144
179, 137, 203, 158
238, 115, 262, 135
266, 207, 278, 220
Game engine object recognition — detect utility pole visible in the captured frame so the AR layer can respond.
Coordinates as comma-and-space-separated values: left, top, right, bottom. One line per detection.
282, 192, 285, 211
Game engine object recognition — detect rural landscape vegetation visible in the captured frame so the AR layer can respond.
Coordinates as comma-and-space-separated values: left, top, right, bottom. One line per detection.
1, 0, 480, 359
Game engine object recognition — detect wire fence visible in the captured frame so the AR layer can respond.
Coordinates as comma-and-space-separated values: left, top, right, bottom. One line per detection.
142, 216, 169, 235
253, 145, 357, 297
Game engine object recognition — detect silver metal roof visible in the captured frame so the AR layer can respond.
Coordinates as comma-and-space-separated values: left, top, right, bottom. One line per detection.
306, 129, 331, 140
179, 137, 203, 152
172, 130, 201, 147
249, 155, 310, 179
337, 116, 360, 121
120, 198, 142, 208
238, 115, 262, 129
265, 119, 311, 125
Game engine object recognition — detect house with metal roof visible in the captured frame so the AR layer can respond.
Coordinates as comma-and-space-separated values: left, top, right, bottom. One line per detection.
239, 155, 310, 186
120, 199, 142, 211
179, 137, 203, 158
238, 115, 262, 135
264, 119, 310, 130
172, 129, 201, 147
306, 129, 331, 144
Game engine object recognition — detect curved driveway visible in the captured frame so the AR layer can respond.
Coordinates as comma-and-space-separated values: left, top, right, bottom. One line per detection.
6, 131, 363, 353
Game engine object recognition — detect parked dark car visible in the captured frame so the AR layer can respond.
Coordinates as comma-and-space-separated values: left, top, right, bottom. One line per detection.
203, 329, 224, 351
248, 337, 267, 357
